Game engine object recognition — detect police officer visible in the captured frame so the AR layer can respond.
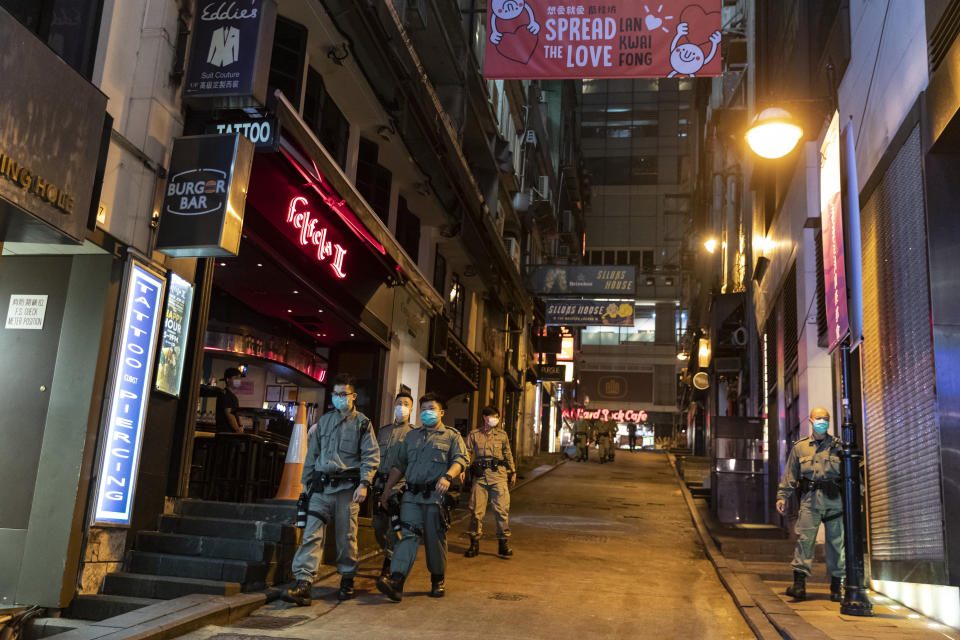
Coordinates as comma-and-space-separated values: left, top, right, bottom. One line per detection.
574, 420, 590, 462
371, 392, 414, 578
627, 422, 638, 451
283, 373, 379, 606
776, 407, 845, 602
597, 421, 613, 463
464, 406, 516, 559
376, 393, 468, 601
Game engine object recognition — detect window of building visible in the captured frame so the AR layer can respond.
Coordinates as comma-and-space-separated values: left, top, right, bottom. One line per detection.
302, 67, 350, 168
631, 155, 657, 185
642, 250, 655, 271
267, 16, 308, 109
356, 138, 392, 222
396, 196, 421, 261
433, 246, 447, 295
2, 0, 104, 78
580, 307, 655, 344
449, 274, 465, 338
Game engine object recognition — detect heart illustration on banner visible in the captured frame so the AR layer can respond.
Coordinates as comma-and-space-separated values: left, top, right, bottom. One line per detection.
644, 14, 663, 31
496, 28, 538, 65
679, 4, 720, 46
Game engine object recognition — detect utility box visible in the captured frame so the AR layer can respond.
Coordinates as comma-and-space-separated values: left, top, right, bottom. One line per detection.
711, 416, 766, 524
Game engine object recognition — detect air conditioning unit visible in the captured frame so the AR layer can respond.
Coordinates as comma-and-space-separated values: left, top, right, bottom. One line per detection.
536, 175, 550, 200
503, 237, 521, 272
562, 209, 575, 232
557, 244, 570, 258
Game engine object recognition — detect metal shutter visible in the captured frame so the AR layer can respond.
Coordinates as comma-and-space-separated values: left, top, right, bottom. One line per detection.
860, 126, 945, 562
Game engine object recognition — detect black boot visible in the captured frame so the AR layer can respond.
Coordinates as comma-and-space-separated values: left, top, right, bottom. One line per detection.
830, 576, 844, 602
498, 538, 513, 557
429, 574, 445, 598
282, 579, 313, 606
464, 536, 480, 558
380, 556, 392, 578
785, 571, 806, 601
376, 572, 405, 602
337, 574, 355, 601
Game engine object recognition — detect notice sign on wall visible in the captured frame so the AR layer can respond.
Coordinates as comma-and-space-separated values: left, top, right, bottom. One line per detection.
5, 295, 48, 330
93, 261, 165, 526
483, 1, 721, 79
154, 273, 194, 397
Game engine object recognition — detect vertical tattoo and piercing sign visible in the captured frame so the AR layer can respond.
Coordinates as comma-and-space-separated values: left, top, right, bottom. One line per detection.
483, 1, 722, 79
93, 260, 165, 526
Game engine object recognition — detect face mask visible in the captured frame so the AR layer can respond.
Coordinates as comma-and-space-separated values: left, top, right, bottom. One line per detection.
394, 405, 411, 421
484, 417, 500, 428
813, 419, 829, 434
421, 410, 440, 427
230, 379, 241, 389
332, 396, 351, 412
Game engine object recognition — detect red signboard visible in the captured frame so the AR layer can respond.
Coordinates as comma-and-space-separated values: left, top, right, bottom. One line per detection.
483, 1, 722, 79
563, 408, 648, 422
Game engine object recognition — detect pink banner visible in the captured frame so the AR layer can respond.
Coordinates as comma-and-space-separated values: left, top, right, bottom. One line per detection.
483, 1, 722, 79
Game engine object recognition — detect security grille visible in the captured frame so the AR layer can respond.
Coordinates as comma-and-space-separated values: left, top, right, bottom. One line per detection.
860, 126, 945, 562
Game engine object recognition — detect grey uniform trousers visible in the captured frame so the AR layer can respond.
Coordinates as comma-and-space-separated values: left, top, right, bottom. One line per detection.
292, 489, 360, 580
390, 498, 447, 577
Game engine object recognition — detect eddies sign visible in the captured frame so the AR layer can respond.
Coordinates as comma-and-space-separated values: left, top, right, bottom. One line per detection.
483, 1, 721, 79
93, 261, 165, 526
183, 0, 277, 106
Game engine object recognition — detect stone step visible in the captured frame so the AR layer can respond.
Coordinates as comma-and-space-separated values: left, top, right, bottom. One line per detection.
125, 550, 272, 586
102, 572, 242, 600
25, 617, 87, 639
176, 499, 296, 524
64, 594, 160, 621
135, 531, 277, 563
157, 514, 296, 544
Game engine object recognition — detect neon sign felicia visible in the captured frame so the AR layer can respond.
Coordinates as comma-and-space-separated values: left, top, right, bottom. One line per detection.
562, 408, 648, 422
286, 196, 347, 278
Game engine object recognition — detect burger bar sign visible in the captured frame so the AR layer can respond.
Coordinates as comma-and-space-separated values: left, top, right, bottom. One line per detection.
562, 407, 648, 422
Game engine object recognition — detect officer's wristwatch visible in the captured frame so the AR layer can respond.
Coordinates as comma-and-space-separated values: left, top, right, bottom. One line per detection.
441, 474, 454, 483
360, 480, 372, 490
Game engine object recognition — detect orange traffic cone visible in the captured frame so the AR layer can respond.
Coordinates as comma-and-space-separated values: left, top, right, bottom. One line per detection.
275, 402, 309, 500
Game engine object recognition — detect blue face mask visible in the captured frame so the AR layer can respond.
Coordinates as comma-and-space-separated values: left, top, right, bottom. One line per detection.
332, 395, 351, 412
421, 410, 440, 426
813, 419, 829, 434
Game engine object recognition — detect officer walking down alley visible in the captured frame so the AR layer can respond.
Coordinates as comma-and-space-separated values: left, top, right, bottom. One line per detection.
776, 407, 845, 602
464, 406, 517, 559
371, 392, 414, 578
574, 421, 590, 462
376, 393, 468, 601
597, 421, 614, 463
283, 374, 379, 606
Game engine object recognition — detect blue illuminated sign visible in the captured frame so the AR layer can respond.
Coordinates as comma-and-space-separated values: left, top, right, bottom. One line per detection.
93, 261, 165, 526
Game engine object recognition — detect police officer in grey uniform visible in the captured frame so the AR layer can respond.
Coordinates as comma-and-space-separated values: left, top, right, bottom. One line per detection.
777, 406, 845, 602
283, 373, 379, 605
376, 393, 468, 601
574, 419, 590, 462
371, 392, 414, 577
464, 405, 517, 558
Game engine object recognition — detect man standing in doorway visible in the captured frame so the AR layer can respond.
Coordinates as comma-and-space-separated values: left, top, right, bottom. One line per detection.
627, 421, 638, 451
377, 393, 468, 601
464, 406, 516, 559
215, 367, 244, 434
283, 373, 380, 605
371, 392, 414, 577
776, 407, 845, 603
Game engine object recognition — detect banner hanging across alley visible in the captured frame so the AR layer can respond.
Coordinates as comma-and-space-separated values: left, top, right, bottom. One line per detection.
483, 1, 722, 79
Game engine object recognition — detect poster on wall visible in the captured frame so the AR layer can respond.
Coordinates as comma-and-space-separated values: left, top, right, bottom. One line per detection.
545, 298, 635, 326
531, 265, 635, 294
93, 260, 166, 527
483, 1, 722, 79
154, 273, 194, 397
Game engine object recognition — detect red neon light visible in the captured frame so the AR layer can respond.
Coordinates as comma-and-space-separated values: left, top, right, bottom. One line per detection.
286, 196, 348, 278
562, 408, 648, 423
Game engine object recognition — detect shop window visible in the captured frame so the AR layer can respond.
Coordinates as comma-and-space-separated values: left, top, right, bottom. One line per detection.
303, 67, 350, 168
433, 246, 447, 295
2, 0, 104, 78
268, 16, 308, 109
396, 196, 421, 261
356, 138, 392, 222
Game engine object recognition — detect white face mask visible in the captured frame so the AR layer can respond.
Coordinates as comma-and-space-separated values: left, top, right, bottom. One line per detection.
394, 404, 411, 421
485, 416, 499, 428
230, 379, 242, 389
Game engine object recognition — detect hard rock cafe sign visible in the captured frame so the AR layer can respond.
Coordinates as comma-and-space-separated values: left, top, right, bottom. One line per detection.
562, 407, 648, 422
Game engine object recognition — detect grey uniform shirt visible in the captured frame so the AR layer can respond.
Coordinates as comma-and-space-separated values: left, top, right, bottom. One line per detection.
465, 426, 516, 485
301, 409, 380, 494
377, 421, 413, 492
777, 435, 842, 505
393, 423, 468, 504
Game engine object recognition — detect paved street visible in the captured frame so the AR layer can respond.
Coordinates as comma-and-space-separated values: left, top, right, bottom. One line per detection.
179, 451, 753, 640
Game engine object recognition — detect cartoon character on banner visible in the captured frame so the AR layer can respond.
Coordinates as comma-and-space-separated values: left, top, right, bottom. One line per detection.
489, 0, 541, 64
667, 4, 721, 78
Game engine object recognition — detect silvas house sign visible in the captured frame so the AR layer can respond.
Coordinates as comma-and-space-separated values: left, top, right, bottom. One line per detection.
155, 134, 254, 257
183, 1, 277, 107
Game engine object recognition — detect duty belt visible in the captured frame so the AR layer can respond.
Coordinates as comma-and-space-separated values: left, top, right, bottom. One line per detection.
798, 477, 841, 499
312, 470, 361, 491
471, 457, 506, 472
405, 481, 439, 498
